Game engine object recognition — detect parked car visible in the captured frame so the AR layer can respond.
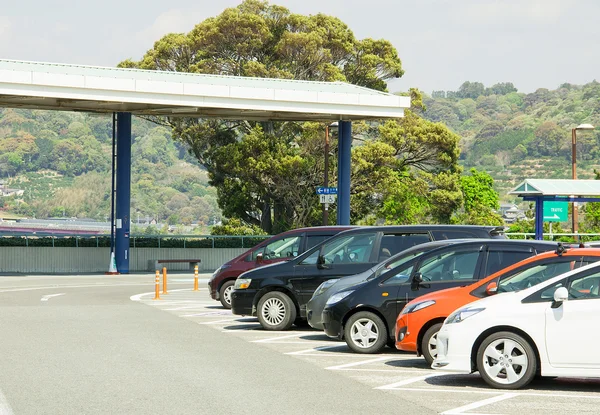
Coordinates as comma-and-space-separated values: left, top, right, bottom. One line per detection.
307, 239, 465, 330
396, 246, 600, 364
433, 260, 600, 389
321, 240, 557, 354
231, 225, 506, 330
208, 226, 354, 308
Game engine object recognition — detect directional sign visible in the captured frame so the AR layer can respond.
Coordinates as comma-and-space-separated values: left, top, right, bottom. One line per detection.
316, 187, 338, 195
543, 201, 568, 222
319, 194, 337, 204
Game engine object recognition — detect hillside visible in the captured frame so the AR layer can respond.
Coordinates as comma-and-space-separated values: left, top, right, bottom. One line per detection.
420, 81, 600, 201
0, 109, 221, 227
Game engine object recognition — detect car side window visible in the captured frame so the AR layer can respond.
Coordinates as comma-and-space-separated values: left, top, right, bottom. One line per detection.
568, 271, 600, 300
300, 233, 376, 265
431, 230, 476, 240
416, 249, 480, 282
306, 235, 331, 250
381, 264, 414, 285
484, 250, 532, 276
250, 236, 301, 261
378, 233, 431, 261
496, 261, 575, 293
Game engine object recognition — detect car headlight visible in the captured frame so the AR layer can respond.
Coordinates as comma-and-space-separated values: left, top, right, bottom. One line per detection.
234, 278, 252, 290
400, 300, 436, 315
445, 307, 485, 324
326, 290, 353, 306
314, 279, 339, 297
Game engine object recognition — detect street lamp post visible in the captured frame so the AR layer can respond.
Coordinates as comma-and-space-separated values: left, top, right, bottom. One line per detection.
571, 123, 595, 234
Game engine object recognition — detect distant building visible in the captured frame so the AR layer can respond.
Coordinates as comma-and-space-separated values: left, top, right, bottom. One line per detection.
501, 204, 527, 224
0, 184, 24, 197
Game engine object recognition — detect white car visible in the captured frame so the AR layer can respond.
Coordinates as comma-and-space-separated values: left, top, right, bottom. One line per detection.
433, 260, 600, 389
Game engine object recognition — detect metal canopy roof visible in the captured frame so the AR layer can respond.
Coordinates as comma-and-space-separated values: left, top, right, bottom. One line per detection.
510, 179, 600, 197
0, 59, 410, 121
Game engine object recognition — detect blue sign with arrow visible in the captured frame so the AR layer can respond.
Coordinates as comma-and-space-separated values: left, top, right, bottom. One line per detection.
316, 187, 338, 195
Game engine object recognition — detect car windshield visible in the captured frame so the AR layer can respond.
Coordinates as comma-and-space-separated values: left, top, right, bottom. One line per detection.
497, 261, 575, 293
367, 251, 424, 280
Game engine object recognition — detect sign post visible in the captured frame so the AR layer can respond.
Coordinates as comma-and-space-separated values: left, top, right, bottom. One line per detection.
317, 188, 337, 223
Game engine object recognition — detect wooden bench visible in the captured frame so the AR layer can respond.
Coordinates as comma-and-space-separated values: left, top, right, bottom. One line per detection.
153, 259, 202, 271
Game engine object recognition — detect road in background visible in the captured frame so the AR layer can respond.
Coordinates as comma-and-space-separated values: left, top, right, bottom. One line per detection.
0, 275, 433, 415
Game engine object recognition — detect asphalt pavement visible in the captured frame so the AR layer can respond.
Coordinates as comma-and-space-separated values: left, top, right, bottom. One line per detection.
0, 274, 435, 415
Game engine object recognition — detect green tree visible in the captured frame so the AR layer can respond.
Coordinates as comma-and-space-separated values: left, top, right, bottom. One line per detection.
455, 168, 503, 226
119, 0, 404, 232
211, 218, 267, 235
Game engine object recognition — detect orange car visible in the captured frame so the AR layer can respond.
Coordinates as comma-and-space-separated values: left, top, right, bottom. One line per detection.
396, 247, 600, 365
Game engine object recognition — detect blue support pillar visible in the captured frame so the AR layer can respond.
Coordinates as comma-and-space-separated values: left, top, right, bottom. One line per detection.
115, 112, 132, 273
534, 197, 544, 240
337, 121, 352, 225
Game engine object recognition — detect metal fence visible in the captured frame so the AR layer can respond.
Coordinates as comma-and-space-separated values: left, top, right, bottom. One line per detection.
0, 233, 271, 249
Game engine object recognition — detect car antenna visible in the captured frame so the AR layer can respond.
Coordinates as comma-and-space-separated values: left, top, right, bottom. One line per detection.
555, 243, 566, 256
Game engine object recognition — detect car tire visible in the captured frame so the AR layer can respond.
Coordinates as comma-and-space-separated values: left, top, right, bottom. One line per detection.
344, 311, 388, 354
421, 323, 443, 365
257, 291, 297, 331
477, 331, 537, 390
219, 280, 235, 309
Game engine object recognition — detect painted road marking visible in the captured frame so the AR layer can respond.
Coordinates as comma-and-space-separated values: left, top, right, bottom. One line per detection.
181, 311, 232, 317
442, 393, 519, 415
326, 356, 390, 370
375, 372, 453, 389
251, 333, 306, 343
197, 318, 241, 325
285, 345, 349, 355
40, 293, 65, 302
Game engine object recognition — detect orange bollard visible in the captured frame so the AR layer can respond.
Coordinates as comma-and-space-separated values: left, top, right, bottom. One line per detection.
162, 267, 168, 294
193, 265, 199, 291
153, 270, 161, 300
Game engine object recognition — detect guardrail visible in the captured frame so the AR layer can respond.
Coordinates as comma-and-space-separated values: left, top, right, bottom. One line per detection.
506, 232, 600, 242
0, 233, 270, 249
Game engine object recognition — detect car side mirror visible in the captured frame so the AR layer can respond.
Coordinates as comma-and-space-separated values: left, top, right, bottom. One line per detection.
317, 254, 329, 270
485, 281, 498, 296
411, 272, 423, 291
256, 252, 264, 264
552, 286, 568, 308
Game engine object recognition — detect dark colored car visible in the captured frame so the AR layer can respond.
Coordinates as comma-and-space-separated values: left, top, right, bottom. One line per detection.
230, 225, 506, 330
208, 226, 354, 308
321, 239, 558, 354
306, 239, 466, 330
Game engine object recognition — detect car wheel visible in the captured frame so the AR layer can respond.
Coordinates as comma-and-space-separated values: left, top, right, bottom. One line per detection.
477, 331, 537, 390
344, 311, 388, 354
257, 291, 297, 331
219, 280, 235, 309
421, 323, 443, 365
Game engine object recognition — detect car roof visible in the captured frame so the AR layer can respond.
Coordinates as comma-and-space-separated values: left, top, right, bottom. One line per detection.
334, 225, 503, 233
275, 225, 358, 236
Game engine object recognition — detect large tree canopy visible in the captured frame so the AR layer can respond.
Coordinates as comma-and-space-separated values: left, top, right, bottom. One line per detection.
120, 0, 467, 232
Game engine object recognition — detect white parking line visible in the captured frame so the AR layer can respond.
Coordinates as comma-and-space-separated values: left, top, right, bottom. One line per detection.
286, 345, 346, 355
251, 333, 305, 343
326, 356, 390, 370
197, 318, 240, 325
0, 386, 14, 415
375, 372, 452, 389
181, 311, 232, 317
442, 392, 518, 415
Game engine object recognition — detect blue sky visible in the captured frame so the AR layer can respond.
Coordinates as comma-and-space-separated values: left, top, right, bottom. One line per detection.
1, 0, 599, 94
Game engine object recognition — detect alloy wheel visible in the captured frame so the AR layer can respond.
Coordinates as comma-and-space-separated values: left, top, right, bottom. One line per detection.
349, 318, 379, 348
482, 338, 529, 385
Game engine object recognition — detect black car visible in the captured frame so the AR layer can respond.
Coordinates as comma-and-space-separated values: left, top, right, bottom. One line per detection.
321, 239, 557, 354
230, 225, 505, 330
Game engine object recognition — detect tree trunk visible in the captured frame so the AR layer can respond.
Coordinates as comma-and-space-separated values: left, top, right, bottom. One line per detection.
261, 201, 273, 234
